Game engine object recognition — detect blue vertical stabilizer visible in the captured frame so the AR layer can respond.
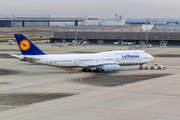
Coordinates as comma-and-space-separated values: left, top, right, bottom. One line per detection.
14, 34, 46, 55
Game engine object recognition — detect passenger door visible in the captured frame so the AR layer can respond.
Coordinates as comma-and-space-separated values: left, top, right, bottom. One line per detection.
117, 57, 120, 63
74, 58, 77, 64
96, 58, 99, 63
139, 53, 143, 61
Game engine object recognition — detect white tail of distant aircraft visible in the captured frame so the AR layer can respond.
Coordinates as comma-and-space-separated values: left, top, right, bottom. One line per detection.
8, 40, 15, 45
10, 34, 154, 72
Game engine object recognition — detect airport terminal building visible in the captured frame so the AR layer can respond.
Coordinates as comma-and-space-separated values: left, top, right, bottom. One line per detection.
51, 30, 180, 45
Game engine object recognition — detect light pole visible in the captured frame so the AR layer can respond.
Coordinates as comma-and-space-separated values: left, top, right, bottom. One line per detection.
12, 14, 15, 40
75, 19, 77, 41
146, 18, 149, 46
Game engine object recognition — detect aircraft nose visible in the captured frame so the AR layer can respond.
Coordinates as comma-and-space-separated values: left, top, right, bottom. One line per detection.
151, 55, 154, 60
148, 54, 154, 60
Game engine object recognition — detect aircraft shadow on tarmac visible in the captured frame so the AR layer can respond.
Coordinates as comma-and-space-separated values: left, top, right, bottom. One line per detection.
69, 74, 171, 87
0, 69, 21, 75
0, 93, 75, 111
154, 54, 180, 57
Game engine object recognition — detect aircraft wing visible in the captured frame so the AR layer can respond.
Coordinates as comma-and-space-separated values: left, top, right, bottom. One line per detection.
79, 61, 119, 68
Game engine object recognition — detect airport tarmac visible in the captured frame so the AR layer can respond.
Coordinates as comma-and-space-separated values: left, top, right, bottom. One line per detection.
0, 44, 180, 120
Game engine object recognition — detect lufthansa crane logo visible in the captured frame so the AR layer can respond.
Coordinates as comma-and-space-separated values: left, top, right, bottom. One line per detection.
20, 40, 30, 51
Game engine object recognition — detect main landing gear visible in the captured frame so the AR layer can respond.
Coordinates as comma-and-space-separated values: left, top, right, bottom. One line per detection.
82, 68, 92, 72
139, 64, 143, 70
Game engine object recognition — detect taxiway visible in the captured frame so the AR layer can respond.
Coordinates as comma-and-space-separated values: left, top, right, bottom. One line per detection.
0, 44, 179, 120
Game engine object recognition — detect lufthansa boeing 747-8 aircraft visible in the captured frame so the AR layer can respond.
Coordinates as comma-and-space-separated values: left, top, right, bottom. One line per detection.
10, 34, 154, 72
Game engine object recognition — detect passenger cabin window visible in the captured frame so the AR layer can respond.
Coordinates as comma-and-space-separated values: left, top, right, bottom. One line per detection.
115, 53, 129, 55
132, 53, 139, 54
52, 60, 72, 62
78, 59, 95, 61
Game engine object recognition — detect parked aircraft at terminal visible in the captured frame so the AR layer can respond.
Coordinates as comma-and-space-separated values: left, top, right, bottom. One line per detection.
10, 34, 154, 72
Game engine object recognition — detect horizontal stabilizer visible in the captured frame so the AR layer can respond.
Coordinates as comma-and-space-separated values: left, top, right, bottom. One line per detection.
9, 54, 20, 58
9, 54, 40, 61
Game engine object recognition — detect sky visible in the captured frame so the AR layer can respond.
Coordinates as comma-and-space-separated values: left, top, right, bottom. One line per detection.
1, 0, 180, 18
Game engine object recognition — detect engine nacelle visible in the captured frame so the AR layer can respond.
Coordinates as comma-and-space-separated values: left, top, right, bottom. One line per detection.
100, 64, 120, 72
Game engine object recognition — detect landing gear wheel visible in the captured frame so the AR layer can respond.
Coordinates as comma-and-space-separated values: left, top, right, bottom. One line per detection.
139, 64, 143, 70
94, 70, 101, 72
82, 68, 92, 72
87, 69, 92, 72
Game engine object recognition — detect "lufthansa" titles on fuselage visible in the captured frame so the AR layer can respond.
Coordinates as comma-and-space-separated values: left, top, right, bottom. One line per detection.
121, 55, 139, 58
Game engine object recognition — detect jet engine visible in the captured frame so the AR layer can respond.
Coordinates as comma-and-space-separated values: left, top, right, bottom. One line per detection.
97, 64, 120, 72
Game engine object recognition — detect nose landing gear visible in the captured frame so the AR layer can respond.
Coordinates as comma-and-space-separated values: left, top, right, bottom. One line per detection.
139, 64, 143, 70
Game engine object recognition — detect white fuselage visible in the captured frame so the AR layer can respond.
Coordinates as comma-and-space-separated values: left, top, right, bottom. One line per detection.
23, 50, 154, 68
